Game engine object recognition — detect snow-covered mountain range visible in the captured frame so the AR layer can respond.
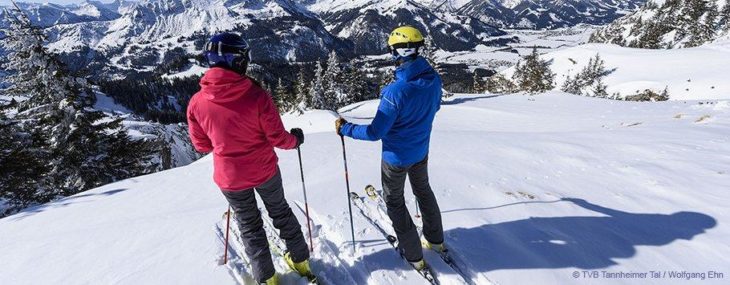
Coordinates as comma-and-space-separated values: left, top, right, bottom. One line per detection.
0, 0, 648, 75
459, 0, 646, 29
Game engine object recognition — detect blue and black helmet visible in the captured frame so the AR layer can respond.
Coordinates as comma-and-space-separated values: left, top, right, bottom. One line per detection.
204, 32, 251, 74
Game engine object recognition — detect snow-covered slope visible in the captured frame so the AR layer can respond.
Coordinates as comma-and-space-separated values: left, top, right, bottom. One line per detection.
2, 93, 728, 284
502, 42, 730, 100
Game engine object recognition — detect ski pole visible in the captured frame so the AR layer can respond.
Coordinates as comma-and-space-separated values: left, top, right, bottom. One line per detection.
223, 207, 231, 265
297, 146, 314, 253
340, 135, 356, 254
415, 200, 421, 218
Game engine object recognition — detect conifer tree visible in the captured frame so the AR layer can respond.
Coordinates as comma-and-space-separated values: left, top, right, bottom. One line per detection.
561, 53, 612, 97
379, 67, 395, 90
485, 74, 516, 94
341, 59, 373, 104
422, 35, 439, 68
0, 3, 156, 215
294, 66, 311, 114
683, 0, 716, 46
512, 47, 555, 94
309, 61, 326, 110
720, 3, 730, 30
321, 51, 344, 111
472, 72, 486, 94
0, 111, 50, 216
273, 78, 290, 113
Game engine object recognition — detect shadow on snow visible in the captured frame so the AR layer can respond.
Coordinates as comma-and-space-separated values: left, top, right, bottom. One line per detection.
441, 94, 502, 105
357, 198, 716, 277
9, 188, 128, 221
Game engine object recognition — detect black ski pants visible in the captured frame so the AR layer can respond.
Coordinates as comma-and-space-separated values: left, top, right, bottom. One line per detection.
381, 156, 444, 262
220, 167, 309, 283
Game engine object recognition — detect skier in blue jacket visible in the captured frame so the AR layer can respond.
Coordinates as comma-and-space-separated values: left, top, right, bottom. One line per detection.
335, 26, 444, 271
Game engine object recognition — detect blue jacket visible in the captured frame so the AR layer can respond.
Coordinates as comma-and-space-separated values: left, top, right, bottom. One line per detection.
340, 56, 442, 167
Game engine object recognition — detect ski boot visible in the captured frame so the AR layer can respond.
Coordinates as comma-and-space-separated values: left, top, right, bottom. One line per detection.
284, 252, 318, 283
422, 239, 447, 254
365, 184, 377, 200
409, 258, 438, 283
410, 259, 427, 271
261, 273, 279, 285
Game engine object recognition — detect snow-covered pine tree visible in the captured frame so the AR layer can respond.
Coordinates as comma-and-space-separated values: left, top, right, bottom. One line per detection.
592, 78, 609, 98
472, 72, 486, 94
53, 111, 156, 194
561, 74, 583, 95
561, 53, 613, 97
720, 3, 730, 30
273, 78, 292, 113
591, 0, 729, 48
0, 111, 50, 216
379, 67, 395, 90
512, 47, 555, 94
485, 73, 516, 94
321, 51, 344, 111
421, 35, 453, 99
342, 59, 375, 104
294, 65, 311, 114
422, 35, 439, 69
0, 3, 156, 213
683, 0, 717, 46
308, 61, 326, 110
263, 81, 272, 96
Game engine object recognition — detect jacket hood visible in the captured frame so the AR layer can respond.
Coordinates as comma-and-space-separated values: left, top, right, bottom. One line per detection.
199, 67, 253, 103
394, 56, 437, 88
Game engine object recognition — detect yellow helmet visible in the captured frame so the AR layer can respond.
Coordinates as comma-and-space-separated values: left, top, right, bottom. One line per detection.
388, 26, 425, 59
387, 26, 425, 47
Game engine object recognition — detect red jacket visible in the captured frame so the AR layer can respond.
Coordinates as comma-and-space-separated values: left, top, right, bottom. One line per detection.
187, 68, 298, 191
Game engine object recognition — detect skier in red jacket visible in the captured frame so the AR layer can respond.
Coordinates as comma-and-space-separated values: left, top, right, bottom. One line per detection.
186, 33, 311, 285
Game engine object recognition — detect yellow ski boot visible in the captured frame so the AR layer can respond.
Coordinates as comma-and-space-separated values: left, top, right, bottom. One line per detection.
284, 252, 317, 283
421, 239, 447, 253
410, 259, 427, 270
262, 273, 279, 285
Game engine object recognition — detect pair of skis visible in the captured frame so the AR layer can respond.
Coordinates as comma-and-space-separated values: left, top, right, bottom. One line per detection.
351, 185, 475, 285
349, 190, 439, 284
223, 210, 320, 284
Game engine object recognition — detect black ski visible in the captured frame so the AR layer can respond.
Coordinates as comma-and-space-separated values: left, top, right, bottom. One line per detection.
386, 234, 440, 284
350, 192, 440, 285
364, 185, 477, 285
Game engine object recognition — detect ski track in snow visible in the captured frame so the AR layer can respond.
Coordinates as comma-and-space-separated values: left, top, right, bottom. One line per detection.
1, 92, 729, 284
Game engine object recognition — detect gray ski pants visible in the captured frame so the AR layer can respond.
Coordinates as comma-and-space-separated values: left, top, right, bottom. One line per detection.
220, 168, 309, 283
381, 156, 444, 262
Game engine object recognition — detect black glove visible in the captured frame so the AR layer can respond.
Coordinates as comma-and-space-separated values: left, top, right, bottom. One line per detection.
335, 118, 348, 136
290, 128, 304, 147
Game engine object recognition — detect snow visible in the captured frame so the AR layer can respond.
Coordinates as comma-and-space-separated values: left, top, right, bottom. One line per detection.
501, 43, 730, 100
427, 26, 596, 71
500, 0, 523, 9
93, 90, 132, 114
162, 64, 208, 80
281, 109, 340, 134
2, 92, 729, 284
